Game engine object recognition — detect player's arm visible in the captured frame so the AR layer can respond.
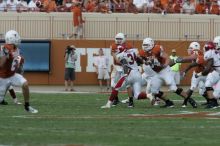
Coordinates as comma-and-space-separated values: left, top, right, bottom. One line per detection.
0, 47, 9, 68
0, 56, 7, 68
182, 62, 198, 74
175, 54, 197, 63
200, 58, 213, 76
160, 51, 170, 67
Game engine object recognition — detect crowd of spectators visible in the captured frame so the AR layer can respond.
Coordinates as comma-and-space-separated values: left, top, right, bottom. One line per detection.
0, 0, 220, 15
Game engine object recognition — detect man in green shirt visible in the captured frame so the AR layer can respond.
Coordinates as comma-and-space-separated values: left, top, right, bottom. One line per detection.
170, 49, 181, 86
64, 45, 78, 91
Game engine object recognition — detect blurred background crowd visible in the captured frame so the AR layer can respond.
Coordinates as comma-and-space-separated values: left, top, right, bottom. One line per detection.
0, 0, 220, 14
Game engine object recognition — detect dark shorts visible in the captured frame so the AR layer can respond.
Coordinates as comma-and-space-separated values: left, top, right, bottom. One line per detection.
64, 68, 75, 81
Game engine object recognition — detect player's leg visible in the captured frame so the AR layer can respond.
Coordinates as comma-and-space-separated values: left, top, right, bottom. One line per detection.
204, 71, 220, 108
8, 85, 22, 105
11, 73, 38, 113
162, 67, 197, 108
0, 78, 9, 105
101, 75, 127, 108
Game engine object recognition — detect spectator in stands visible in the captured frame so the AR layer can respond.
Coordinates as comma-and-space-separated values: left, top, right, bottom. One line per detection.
210, 0, 219, 15
195, 0, 206, 14
172, 0, 182, 13
125, 0, 139, 13
93, 48, 110, 92
85, 0, 98, 12
182, 0, 195, 14
28, 0, 40, 11
152, 0, 164, 13
145, 0, 154, 13
16, 0, 28, 12
69, 0, 85, 39
64, 45, 78, 92
161, 0, 168, 8
6, 0, 17, 11
0, 0, 7, 11
133, 0, 147, 13
98, 0, 111, 13
112, 0, 126, 12
164, 0, 175, 13
43, 0, 58, 12
56, 0, 63, 6
62, 0, 72, 12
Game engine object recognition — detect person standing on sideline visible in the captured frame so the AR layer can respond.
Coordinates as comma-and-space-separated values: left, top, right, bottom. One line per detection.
69, 0, 85, 39
64, 45, 78, 91
94, 48, 110, 92
170, 49, 181, 86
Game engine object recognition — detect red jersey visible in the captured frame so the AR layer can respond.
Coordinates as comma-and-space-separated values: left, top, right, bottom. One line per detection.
139, 45, 166, 72
0, 44, 21, 78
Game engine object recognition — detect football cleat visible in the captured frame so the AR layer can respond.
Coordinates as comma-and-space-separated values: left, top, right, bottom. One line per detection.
112, 99, 120, 107
128, 97, 134, 108
188, 97, 197, 108
161, 100, 174, 108
205, 99, 219, 109
101, 100, 112, 109
0, 100, 8, 105
121, 98, 129, 104
13, 98, 22, 105
181, 98, 188, 108
25, 106, 38, 114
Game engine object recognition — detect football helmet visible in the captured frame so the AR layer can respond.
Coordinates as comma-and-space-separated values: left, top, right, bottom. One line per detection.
5, 30, 21, 46
115, 33, 126, 45
203, 41, 215, 52
142, 37, 154, 51
188, 42, 200, 54
213, 36, 220, 50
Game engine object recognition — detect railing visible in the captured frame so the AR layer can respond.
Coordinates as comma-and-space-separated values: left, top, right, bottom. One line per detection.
0, 12, 220, 41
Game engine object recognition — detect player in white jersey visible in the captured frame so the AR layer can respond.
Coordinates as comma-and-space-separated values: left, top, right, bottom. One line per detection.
197, 41, 220, 108
101, 48, 154, 108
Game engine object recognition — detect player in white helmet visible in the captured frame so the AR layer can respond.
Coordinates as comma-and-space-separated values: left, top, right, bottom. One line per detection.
101, 47, 154, 108
213, 36, 220, 50
108, 33, 133, 106
0, 30, 38, 113
177, 42, 207, 107
140, 37, 197, 108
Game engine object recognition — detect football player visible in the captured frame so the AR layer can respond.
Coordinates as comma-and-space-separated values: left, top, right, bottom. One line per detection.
0, 30, 38, 113
109, 33, 133, 105
179, 42, 207, 107
139, 37, 197, 108
101, 48, 154, 108
195, 40, 220, 108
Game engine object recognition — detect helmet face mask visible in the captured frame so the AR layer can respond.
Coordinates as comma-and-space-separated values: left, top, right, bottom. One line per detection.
188, 42, 200, 54
5, 30, 21, 46
142, 38, 154, 52
115, 33, 125, 45
213, 36, 220, 50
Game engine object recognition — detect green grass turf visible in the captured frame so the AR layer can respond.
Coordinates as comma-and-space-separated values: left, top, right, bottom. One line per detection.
0, 92, 220, 146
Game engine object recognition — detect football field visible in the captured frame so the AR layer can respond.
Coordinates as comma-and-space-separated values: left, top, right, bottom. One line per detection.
1, 92, 220, 146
